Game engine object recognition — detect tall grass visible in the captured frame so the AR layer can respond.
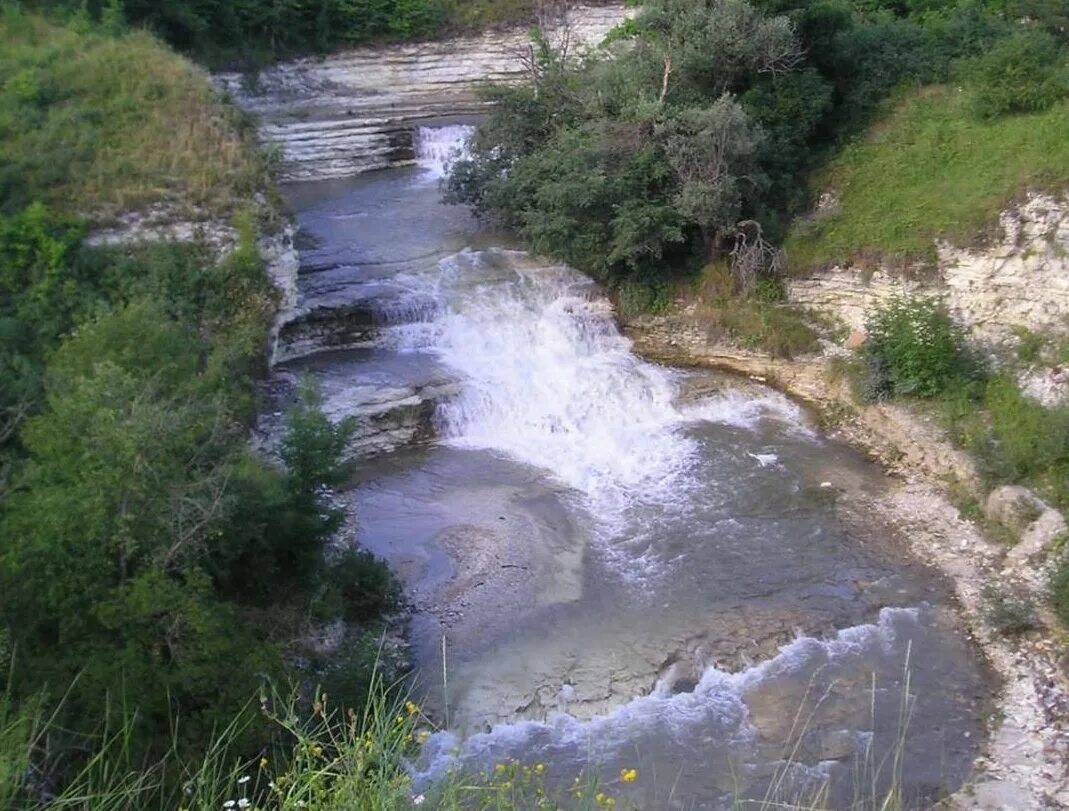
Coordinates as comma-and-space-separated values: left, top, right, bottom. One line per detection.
0, 649, 933, 811
0, 9, 272, 223
786, 89, 1069, 270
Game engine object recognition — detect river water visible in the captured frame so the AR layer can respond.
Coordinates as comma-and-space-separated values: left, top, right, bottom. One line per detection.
275, 126, 992, 808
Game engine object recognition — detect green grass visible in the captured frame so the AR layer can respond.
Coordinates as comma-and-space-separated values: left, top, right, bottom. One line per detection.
677, 261, 821, 358
786, 87, 1069, 271
0, 658, 918, 811
0, 11, 271, 224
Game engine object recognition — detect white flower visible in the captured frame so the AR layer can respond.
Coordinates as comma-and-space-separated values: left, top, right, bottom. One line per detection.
411, 795, 426, 806
238, 800, 251, 810
223, 803, 236, 810
237, 775, 251, 785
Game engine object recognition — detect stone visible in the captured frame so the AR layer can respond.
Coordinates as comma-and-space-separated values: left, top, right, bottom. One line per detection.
788, 194, 1069, 351
1018, 366, 1069, 407
983, 485, 1046, 533
1008, 507, 1067, 565
844, 329, 867, 350
218, 3, 632, 182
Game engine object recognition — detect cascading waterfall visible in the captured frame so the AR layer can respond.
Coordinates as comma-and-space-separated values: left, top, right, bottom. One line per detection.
283, 124, 990, 809
390, 247, 803, 532
414, 124, 474, 179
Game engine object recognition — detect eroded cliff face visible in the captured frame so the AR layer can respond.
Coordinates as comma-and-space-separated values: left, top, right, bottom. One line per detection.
216, 3, 630, 182
789, 194, 1069, 351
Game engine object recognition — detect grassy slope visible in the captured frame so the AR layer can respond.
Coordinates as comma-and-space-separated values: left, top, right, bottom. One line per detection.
0, 12, 269, 224
786, 86, 1069, 271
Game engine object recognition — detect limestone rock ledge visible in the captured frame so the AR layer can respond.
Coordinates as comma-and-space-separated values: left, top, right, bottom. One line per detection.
789, 194, 1069, 353
217, 3, 631, 182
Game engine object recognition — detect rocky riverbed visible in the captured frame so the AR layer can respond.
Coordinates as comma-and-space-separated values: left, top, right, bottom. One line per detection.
624, 311, 1069, 809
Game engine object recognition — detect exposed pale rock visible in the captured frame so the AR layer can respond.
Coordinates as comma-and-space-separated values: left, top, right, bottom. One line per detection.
217, 4, 631, 181
844, 329, 867, 350
1018, 366, 1069, 407
789, 194, 1069, 351
86, 205, 238, 252
984, 485, 1046, 533
1010, 507, 1067, 565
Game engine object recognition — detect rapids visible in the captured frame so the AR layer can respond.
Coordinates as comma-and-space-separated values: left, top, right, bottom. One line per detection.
269, 126, 993, 809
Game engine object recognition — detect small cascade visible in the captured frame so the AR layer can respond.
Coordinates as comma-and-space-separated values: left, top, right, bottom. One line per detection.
414, 124, 474, 179
395, 249, 801, 529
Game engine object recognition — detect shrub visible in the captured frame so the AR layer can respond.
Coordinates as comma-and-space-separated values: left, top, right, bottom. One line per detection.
315, 549, 403, 624
981, 584, 1039, 636
1052, 556, 1069, 627
958, 29, 1069, 119
978, 375, 1069, 503
857, 296, 981, 401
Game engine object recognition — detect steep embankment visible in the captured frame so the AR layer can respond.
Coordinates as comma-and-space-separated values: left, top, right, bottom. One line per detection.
216, 3, 630, 181
785, 88, 1069, 354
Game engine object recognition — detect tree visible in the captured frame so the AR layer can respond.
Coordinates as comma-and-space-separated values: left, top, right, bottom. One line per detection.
658, 96, 765, 257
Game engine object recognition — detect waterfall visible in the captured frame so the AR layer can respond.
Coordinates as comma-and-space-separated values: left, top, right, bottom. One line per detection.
414, 124, 474, 179
392, 249, 802, 532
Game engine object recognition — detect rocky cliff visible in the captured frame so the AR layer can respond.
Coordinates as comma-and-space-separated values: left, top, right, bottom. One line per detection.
789, 194, 1069, 353
217, 3, 630, 182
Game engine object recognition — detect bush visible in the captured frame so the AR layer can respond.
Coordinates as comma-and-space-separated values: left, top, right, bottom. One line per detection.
981, 584, 1039, 636
977, 376, 1069, 503
958, 29, 1069, 119
315, 549, 403, 624
1052, 556, 1069, 627
857, 296, 981, 401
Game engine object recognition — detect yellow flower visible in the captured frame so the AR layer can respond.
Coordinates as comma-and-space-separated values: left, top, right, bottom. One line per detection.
405, 701, 420, 716
596, 792, 607, 805
620, 768, 638, 783
495, 763, 506, 774
259, 757, 268, 769
534, 763, 544, 774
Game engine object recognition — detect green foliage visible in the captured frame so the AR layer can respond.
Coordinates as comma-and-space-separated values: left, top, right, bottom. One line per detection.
981, 584, 1039, 635
0, 11, 271, 219
1052, 556, 1069, 627
29, 0, 445, 66
0, 204, 85, 457
856, 297, 981, 401
0, 8, 403, 799
449, 0, 799, 287
787, 88, 1069, 269
452, 0, 1069, 299
958, 29, 1069, 119
975, 377, 1069, 504
315, 550, 404, 624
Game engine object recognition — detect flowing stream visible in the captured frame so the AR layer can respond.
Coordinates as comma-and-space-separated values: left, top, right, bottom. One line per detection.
273, 126, 992, 809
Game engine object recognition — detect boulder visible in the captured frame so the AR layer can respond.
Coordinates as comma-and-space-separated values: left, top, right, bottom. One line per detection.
983, 485, 1046, 533
844, 329, 867, 350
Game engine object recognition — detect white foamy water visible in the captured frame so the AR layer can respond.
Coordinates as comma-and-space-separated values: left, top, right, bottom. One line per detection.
414, 124, 474, 180
386, 248, 804, 530
413, 607, 921, 799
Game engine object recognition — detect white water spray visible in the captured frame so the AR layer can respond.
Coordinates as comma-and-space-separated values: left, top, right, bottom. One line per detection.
389, 248, 803, 532
414, 124, 474, 179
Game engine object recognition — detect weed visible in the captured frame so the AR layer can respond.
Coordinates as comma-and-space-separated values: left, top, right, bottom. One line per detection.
981, 584, 1039, 636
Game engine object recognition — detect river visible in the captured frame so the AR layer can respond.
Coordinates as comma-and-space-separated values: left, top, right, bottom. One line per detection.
269, 125, 992, 809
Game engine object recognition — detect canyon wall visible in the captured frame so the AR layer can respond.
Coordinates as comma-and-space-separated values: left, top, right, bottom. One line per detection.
216, 3, 630, 182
